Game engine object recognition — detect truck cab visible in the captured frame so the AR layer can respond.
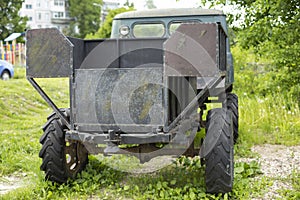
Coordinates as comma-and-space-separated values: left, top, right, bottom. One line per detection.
111, 8, 228, 38
111, 8, 234, 88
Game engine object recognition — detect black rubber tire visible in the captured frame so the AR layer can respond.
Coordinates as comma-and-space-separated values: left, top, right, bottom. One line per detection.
226, 93, 239, 143
1, 70, 10, 80
39, 109, 88, 183
204, 108, 234, 194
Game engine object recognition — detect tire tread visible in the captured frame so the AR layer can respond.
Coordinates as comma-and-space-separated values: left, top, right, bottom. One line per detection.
205, 108, 234, 194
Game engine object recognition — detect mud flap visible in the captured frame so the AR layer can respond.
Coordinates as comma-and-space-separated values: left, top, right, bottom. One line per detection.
199, 123, 222, 158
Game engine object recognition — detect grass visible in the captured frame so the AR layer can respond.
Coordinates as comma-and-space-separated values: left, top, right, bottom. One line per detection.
237, 94, 300, 146
232, 45, 300, 146
0, 67, 299, 199
278, 170, 300, 199
204, 93, 300, 148
0, 68, 68, 176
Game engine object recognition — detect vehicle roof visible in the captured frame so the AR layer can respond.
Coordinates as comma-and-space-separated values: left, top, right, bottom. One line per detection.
114, 8, 224, 19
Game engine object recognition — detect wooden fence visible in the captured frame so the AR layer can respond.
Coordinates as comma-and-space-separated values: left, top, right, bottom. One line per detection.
0, 40, 26, 66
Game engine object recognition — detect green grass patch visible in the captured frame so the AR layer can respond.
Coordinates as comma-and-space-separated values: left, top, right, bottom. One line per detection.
0, 65, 299, 199
237, 94, 300, 146
232, 45, 300, 146
277, 170, 300, 199
2, 157, 268, 200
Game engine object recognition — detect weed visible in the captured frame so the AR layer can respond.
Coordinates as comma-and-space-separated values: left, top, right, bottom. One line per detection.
0, 59, 299, 199
277, 170, 300, 199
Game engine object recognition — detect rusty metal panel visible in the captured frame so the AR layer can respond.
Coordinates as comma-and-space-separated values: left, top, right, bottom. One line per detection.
79, 40, 119, 69
167, 77, 197, 124
164, 23, 221, 77
74, 67, 164, 133
219, 27, 227, 71
119, 39, 164, 68
26, 28, 73, 78
79, 38, 165, 69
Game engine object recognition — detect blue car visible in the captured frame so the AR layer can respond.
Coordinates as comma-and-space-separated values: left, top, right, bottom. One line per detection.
0, 60, 14, 80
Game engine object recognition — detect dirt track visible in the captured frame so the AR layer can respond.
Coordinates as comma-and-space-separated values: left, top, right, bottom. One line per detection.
1, 144, 299, 198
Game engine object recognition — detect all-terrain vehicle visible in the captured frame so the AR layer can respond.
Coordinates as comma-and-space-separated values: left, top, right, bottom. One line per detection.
26, 8, 239, 194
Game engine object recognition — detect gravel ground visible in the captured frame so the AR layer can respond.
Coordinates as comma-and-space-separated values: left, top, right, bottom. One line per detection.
252, 144, 300, 178
242, 144, 300, 199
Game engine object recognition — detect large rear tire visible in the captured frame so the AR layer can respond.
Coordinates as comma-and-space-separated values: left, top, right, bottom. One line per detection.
226, 93, 239, 143
204, 108, 234, 194
39, 109, 88, 183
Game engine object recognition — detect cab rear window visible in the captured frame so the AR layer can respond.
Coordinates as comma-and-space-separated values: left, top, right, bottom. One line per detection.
169, 20, 201, 35
133, 23, 165, 38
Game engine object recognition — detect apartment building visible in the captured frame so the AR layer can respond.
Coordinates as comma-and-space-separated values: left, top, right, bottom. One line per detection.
19, 0, 72, 32
19, 0, 120, 32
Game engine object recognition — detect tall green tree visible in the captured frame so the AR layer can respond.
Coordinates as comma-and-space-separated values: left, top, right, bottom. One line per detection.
67, 0, 102, 38
0, 0, 27, 41
201, 0, 300, 100
237, 0, 300, 99
86, 7, 134, 39
123, 0, 134, 8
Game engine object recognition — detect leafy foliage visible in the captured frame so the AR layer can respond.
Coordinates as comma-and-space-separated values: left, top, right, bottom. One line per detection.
67, 0, 102, 38
232, 46, 300, 146
123, 0, 134, 8
0, 0, 28, 41
278, 170, 300, 199
237, 0, 300, 102
86, 7, 134, 39
201, 0, 300, 102
235, 161, 262, 178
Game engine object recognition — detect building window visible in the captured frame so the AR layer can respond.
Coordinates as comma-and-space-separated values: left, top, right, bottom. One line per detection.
36, 1, 40, 7
38, 13, 42, 20
45, 13, 49, 21
53, 12, 64, 18
25, 4, 32, 9
38, 25, 42, 28
28, 17, 33, 21
54, 0, 64, 6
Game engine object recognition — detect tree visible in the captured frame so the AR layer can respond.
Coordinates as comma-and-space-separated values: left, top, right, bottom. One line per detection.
86, 7, 134, 39
67, 0, 102, 38
201, 0, 300, 100
237, 0, 299, 100
0, 0, 27, 41
144, 0, 157, 9
124, 0, 134, 8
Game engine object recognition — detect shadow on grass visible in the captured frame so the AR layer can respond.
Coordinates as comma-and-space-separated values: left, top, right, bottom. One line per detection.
42, 155, 207, 199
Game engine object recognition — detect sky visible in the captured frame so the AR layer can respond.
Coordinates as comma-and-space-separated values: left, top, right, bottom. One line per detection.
118, 0, 201, 10
116, 0, 244, 26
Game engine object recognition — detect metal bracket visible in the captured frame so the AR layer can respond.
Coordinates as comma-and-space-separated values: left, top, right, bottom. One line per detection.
27, 77, 71, 129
